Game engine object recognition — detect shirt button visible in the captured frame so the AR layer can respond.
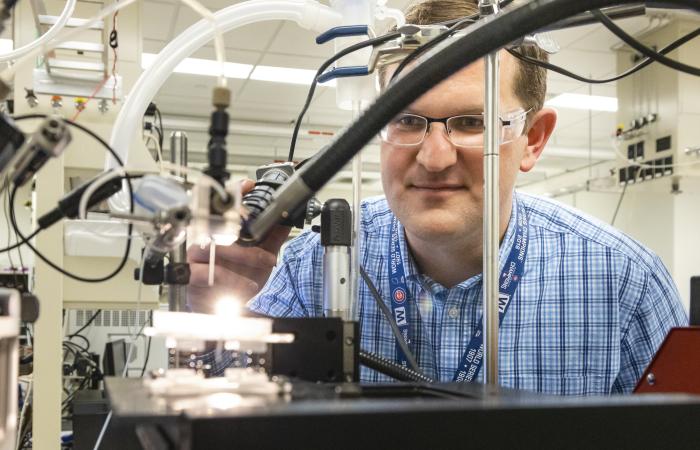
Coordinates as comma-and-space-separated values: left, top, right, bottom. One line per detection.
448, 307, 459, 319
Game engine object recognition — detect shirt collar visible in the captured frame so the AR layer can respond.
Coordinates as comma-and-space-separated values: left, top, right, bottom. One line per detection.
397, 191, 521, 290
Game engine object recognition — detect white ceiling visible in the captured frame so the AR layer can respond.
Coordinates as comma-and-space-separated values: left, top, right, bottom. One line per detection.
141, 0, 676, 190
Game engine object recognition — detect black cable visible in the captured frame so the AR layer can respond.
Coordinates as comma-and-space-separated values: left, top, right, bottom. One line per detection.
0, 174, 143, 256
63, 344, 88, 364
2, 177, 17, 282
62, 343, 98, 368
155, 106, 164, 149
359, 265, 421, 374
390, 14, 478, 83
359, 350, 434, 383
508, 25, 700, 84
429, 5, 694, 88
294, 0, 700, 197
63, 340, 93, 357
10, 183, 133, 283
0, 228, 39, 253
67, 333, 91, 351
0, 226, 39, 253
592, 8, 700, 77
62, 341, 80, 363
287, 31, 402, 162
68, 310, 101, 338
9, 114, 135, 283
13, 186, 26, 272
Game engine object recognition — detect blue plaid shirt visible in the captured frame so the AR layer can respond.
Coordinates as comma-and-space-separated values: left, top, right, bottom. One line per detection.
248, 192, 687, 395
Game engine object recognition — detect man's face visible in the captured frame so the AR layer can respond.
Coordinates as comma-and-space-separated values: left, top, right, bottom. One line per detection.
380, 53, 541, 243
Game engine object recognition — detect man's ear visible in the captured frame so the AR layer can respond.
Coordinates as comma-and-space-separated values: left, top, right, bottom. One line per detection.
520, 107, 557, 172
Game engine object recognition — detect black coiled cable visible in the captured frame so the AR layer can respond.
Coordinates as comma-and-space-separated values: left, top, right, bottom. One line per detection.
359, 351, 434, 383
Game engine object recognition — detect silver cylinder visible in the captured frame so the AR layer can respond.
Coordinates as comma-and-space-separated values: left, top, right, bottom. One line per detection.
323, 246, 351, 320
168, 131, 188, 312
480, 0, 501, 387
170, 131, 188, 181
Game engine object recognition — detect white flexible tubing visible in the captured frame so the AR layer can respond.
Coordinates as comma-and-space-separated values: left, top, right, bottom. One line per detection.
106, 0, 341, 212
0, 0, 77, 62
179, 0, 227, 87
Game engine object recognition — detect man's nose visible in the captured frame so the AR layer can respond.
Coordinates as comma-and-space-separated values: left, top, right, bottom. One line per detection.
415, 123, 458, 172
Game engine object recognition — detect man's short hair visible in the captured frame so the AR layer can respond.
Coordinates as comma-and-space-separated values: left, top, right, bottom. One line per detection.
380, 0, 549, 115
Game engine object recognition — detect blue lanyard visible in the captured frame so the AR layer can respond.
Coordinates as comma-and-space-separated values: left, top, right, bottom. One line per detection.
388, 217, 412, 366
387, 202, 529, 382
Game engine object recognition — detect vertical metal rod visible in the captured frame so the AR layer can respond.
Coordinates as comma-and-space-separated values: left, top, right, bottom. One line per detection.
168, 131, 188, 312
588, 77, 593, 183
350, 101, 362, 321
480, 0, 500, 386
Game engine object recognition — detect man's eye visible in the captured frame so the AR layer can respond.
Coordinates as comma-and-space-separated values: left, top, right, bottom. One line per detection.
394, 115, 425, 129
450, 116, 483, 131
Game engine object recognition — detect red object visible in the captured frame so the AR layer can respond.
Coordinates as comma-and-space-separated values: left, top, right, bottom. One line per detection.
634, 327, 700, 394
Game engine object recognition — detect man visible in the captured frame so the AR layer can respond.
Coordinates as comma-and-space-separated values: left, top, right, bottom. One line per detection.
188, 0, 687, 394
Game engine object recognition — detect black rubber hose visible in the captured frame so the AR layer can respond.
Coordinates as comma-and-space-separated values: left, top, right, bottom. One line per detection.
359, 351, 434, 383
296, 0, 700, 193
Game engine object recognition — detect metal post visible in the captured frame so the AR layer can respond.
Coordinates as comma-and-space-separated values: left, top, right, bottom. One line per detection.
0, 289, 20, 450
350, 101, 362, 321
479, 0, 500, 386
321, 199, 352, 320
169, 131, 188, 312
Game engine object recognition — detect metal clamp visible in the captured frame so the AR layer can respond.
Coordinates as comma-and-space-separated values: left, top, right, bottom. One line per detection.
684, 146, 700, 157
317, 66, 369, 83
315, 25, 375, 83
316, 25, 371, 45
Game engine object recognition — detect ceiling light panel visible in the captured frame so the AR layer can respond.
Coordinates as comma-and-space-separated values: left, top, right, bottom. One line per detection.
141, 53, 253, 79
546, 93, 618, 112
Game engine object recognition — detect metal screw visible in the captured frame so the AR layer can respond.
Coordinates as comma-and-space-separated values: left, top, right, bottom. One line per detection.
98, 98, 109, 114
345, 337, 354, 345
74, 97, 86, 112
50, 95, 63, 109
24, 88, 38, 108
646, 373, 656, 386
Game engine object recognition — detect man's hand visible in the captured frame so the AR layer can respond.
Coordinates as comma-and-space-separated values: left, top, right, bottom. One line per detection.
187, 179, 291, 314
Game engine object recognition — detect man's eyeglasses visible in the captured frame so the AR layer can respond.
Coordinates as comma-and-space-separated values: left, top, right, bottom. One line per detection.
380, 108, 530, 148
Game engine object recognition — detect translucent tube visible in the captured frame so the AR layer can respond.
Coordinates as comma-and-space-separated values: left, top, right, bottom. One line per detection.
78, 169, 125, 219
0, 0, 77, 62
107, 0, 341, 212
178, 0, 227, 87
375, 4, 405, 28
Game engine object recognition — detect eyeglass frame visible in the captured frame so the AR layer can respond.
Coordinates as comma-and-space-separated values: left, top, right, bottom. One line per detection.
379, 107, 532, 148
